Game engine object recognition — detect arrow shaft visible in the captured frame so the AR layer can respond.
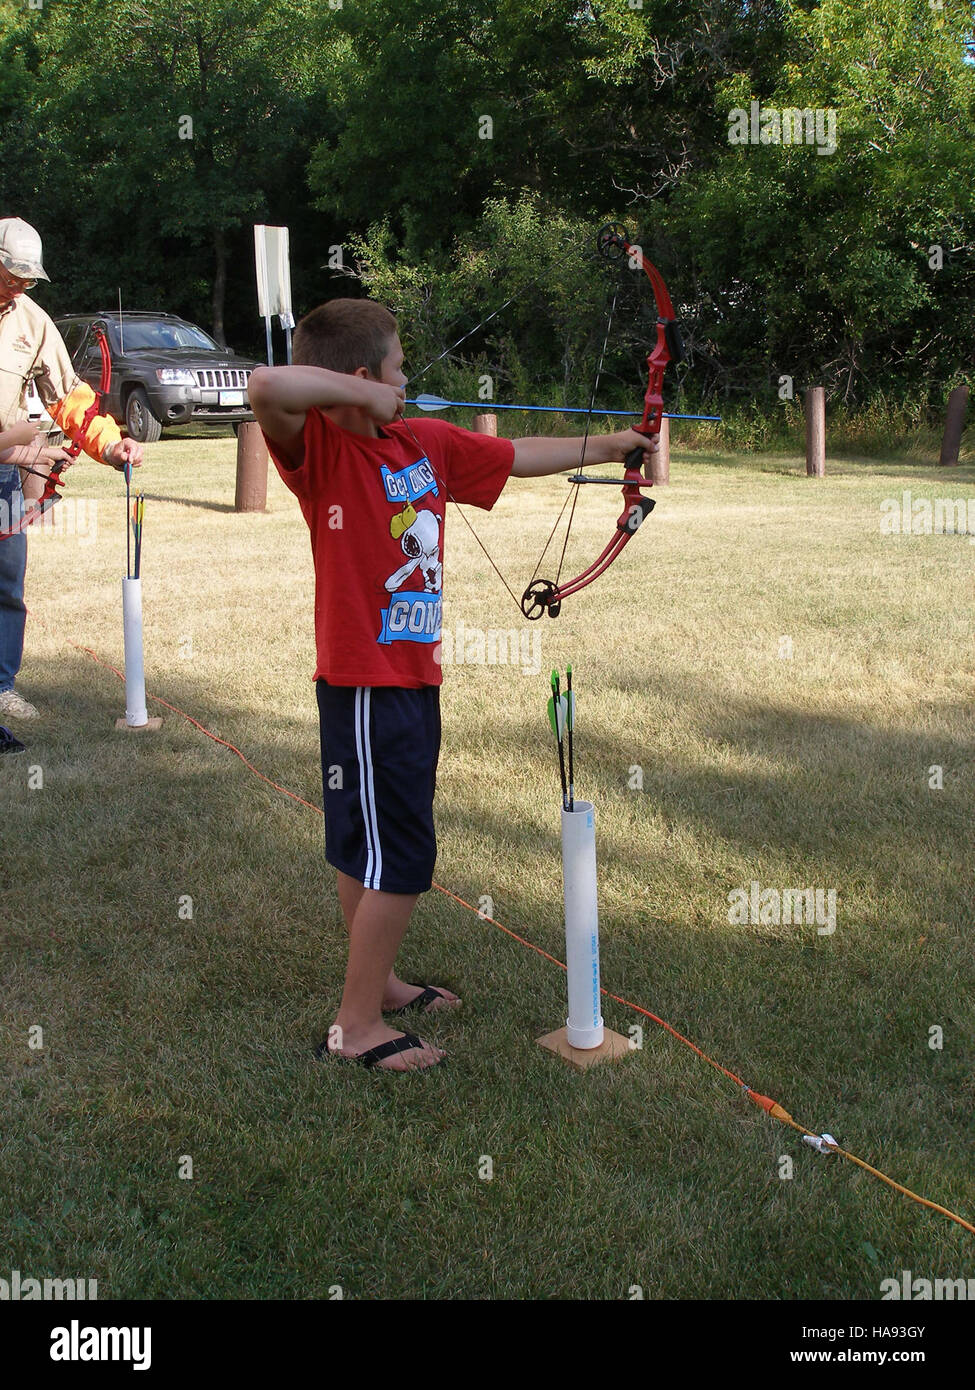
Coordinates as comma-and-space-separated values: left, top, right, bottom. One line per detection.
550, 674, 568, 810
566, 668, 574, 812
126, 467, 131, 579
407, 397, 719, 421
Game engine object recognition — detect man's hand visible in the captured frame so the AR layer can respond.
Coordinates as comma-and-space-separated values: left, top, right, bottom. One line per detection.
0, 439, 73, 509
105, 438, 144, 470
41, 444, 73, 465
3, 420, 41, 450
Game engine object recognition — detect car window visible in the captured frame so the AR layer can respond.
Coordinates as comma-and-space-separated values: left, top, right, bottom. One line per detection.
105, 319, 221, 352
59, 322, 86, 358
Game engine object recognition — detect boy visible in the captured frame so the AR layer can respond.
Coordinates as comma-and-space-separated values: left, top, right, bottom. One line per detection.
248, 298, 656, 1073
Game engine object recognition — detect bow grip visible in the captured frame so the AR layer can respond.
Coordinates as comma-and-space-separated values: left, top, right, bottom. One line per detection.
624, 436, 655, 473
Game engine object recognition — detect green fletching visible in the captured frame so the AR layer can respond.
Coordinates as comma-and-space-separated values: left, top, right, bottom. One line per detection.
549, 694, 568, 740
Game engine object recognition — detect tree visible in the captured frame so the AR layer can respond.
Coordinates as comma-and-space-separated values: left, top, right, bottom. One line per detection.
5, 0, 338, 345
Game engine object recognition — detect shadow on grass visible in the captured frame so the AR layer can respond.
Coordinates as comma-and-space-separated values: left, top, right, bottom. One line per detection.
674, 454, 975, 486
8, 650, 973, 932
136, 492, 240, 514
460, 662, 974, 919
159, 427, 240, 442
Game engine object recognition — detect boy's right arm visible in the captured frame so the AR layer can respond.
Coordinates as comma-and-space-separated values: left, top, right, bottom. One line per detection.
246, 366, 339, 469
247, 366, 403, 468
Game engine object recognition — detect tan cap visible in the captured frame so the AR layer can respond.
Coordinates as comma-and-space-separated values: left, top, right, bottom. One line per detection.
0, 217, 49, 281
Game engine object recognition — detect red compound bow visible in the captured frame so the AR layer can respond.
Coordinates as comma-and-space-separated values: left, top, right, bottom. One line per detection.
520, 223, 684, 619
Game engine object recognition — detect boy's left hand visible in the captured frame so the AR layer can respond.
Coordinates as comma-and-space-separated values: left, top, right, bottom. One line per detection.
605, 428, 659, 477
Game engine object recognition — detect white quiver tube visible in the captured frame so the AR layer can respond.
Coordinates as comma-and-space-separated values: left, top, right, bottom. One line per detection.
121, 577, 149, 727
561, 799, 604, 1049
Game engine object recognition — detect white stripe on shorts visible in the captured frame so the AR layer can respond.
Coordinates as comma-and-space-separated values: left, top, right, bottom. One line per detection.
354, 687, 383, 890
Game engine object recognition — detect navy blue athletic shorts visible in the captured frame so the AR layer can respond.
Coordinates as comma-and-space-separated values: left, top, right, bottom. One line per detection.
316, 681, 441, 894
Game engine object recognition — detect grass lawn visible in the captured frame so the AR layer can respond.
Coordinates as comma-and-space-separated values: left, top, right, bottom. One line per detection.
2, 426, 973, 1300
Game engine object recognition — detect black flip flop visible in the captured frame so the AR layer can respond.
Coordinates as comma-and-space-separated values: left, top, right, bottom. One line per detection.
383, 983, 455, 1016
315, 1030, 446, 1070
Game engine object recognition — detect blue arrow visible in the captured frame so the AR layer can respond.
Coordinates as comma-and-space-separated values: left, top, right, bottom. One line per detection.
407, 394, 721, 422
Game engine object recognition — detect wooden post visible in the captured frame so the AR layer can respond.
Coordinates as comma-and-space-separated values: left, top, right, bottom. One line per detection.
805, 387, 826, 477
235, 421, 268, 512
939, 385, 969, 467
650, 415, 670, 484
472, 413, 497, 436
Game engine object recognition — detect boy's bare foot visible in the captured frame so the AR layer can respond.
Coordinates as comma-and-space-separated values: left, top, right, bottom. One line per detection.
382, 978, 461, 1014
323, 1021, 445, 1072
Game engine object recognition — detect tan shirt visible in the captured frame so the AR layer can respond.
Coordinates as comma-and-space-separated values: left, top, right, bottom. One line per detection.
0, 294, 119, 461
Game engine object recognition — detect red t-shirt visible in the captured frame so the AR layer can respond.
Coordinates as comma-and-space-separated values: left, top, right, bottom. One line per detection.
264, 410, 514, 687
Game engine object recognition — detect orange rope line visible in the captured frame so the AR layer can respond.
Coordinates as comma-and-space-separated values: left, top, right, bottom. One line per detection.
38, 619, 975, 1238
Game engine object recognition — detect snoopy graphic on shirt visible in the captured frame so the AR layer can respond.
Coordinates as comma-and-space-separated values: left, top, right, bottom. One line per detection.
376, 456, 443, 647
386, 501, 442, 595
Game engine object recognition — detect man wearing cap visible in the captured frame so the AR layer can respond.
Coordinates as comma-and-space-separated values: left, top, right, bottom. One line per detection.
0, 216, 143, 720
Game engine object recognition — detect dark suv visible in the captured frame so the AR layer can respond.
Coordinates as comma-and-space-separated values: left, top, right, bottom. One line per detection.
54, 312, 263, 442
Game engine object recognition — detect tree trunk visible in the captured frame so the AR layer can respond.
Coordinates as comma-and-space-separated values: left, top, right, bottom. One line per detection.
939, 385, 969, 466
805, 387, 826, 476
212, 225, 227, 346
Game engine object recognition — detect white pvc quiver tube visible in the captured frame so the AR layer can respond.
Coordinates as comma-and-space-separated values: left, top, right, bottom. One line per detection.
561, 799, 604, 1049
121, 577, 149, 727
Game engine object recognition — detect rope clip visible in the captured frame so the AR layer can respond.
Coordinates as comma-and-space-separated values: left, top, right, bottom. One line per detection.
803, 1132, 838, 1155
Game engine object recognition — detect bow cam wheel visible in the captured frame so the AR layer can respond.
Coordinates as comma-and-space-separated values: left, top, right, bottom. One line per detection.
597, 223, 629, 260
521, 581, 560, 621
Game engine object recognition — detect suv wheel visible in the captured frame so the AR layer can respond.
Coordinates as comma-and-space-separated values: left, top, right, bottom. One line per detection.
125, 387, 163, 443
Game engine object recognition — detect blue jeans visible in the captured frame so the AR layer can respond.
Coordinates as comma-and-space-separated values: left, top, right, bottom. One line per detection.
0, 464, 28, 693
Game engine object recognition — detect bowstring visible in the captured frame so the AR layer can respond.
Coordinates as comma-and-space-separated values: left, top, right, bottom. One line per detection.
400, 272, 540, 613
399, 256, 563, 615
400, 231, 616, 613
397, 412, 523, 613
406, 248, 572, 389
405, 293, 524, 389
526, 283, 619, 592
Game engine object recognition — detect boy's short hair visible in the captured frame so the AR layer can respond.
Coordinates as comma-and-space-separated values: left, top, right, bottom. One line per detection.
293, 298, 398, 377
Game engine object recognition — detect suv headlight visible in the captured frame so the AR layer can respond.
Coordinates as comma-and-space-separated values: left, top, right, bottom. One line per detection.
156, 369, 197, 386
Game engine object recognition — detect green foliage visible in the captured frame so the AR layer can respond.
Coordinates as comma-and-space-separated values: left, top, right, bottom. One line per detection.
1, 0, 340, 348
345, 195, 611, 402
666, 0, 975, 408
0, 0, 971, 421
